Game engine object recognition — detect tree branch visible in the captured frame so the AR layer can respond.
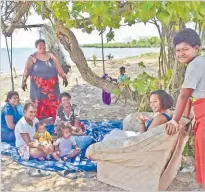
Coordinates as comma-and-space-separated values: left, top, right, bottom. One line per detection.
2, 2, 33, 37
55, 20, 119, 93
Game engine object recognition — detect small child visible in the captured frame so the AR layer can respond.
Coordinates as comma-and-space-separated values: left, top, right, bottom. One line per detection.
114, 67, 130, 104
117, 66, 129, 84
52, 123, 81, 162
34, 121, 53, 160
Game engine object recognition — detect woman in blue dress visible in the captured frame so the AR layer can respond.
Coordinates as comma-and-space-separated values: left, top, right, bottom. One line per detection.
21, 39, 68, 120
1, 91, 23, 142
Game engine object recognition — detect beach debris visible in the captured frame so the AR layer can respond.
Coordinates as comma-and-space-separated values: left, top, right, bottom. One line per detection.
180, 165, 195, 173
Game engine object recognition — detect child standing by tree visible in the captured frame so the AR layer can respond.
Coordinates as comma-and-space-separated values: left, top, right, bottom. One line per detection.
117, 66, 129, 84
166, 28, 205, 190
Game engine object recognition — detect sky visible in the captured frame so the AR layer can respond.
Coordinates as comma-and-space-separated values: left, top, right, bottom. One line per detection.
1, 11, 159, 48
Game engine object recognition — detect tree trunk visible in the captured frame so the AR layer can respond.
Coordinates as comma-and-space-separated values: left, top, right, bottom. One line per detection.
55, 21, 120, 93
165, 22, 176, 70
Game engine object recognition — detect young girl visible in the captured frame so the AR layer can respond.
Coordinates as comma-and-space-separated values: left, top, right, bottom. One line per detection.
52, 123, 81, 162
166, 28, 205, 190
136, 90, 173, 132
103, 90, 173, 141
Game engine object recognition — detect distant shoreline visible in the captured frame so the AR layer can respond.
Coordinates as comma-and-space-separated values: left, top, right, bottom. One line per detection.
81, 44, 159, 48
1, 46, 159, 49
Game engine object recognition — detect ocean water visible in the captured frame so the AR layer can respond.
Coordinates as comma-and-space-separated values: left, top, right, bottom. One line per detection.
0, 47, 159, 73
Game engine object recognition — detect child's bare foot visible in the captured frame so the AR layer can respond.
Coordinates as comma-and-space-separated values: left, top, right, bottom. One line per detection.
58, 159, 64, 163
63, 156, 68, 161
75, 148, 81, 153
38, 157, 45, 161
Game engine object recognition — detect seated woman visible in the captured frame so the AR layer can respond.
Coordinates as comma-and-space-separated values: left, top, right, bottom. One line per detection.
1, 91, 23, 142
55, 92, 85, 136
103, 90, 173, 141
55, 92, 94, 153
15, 102, 53, 160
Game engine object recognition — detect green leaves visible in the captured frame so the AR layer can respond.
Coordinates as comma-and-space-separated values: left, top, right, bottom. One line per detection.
106, 30, 115, 42
156, 10, 171, 26
33, 1, 205, 44
130, 72, 157, 95
112, 89, 121, 96
136, 2, 156, 23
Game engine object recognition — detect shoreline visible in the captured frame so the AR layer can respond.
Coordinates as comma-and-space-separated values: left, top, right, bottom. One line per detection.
0, 53, 158, 75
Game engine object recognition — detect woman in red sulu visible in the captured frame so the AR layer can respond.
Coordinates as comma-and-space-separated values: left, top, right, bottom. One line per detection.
166, 28, 205, 190
22, 39, 68, 120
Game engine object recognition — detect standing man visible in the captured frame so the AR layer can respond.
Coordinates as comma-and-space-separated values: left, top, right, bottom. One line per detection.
166, 28, 205, 190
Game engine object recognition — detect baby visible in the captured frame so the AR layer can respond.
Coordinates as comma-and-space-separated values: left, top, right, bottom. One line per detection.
52, 123, 81, 162
34, 121, 54, 160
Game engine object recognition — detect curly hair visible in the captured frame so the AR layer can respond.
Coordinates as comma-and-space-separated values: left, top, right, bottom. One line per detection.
173, 28, 201, 47
59, 92, 71, 103
150, 90, 174, 110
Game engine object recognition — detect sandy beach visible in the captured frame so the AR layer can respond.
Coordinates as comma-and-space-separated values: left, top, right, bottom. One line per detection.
1, 55, 202, 191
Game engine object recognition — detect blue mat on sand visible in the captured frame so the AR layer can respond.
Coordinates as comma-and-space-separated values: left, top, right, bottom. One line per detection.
1, 120, 122, 172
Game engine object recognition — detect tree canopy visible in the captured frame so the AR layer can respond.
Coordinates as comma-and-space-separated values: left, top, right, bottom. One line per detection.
1, 1, 205, 105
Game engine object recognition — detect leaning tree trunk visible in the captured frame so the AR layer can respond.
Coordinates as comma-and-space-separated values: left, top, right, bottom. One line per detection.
55, 21, 120, 93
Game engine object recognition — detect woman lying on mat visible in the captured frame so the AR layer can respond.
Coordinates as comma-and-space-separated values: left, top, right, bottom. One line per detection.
137, 90, 173, 132
103, 90, 174, 141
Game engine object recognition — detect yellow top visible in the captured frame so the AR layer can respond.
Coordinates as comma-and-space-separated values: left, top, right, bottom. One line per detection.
34, 131, 52, 143
190, 97, 197, 103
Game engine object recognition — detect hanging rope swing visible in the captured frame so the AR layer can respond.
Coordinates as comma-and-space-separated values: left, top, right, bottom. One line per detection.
4, 34, 14, 91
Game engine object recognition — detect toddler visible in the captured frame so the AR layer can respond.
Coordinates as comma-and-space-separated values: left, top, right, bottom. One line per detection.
52, 123, 81, 162
34, 121, 53, 160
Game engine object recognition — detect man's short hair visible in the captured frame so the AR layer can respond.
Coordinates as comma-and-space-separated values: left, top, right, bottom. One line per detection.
120, 66, 125, 71
173, 28, 201, 47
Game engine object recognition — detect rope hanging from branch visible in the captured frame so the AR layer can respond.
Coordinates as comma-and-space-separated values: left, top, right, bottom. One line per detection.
5, 34, 14, 91
101, 31, 105, 74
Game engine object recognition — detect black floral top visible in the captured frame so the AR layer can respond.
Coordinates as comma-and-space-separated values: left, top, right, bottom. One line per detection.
56, 104, 78, 125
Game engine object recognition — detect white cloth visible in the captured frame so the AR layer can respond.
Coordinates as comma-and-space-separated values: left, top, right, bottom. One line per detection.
15, 117, 39, 148
54, 136, 76, 157
86, 114, 191, 191
103, 129, 141, 141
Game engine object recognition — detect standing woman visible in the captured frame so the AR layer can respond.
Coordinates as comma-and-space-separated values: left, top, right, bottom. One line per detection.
21, 39, 68, 120
166, 28, 205, 190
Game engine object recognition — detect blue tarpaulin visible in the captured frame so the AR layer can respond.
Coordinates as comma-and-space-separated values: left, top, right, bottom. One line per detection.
1, 120, 122, 172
